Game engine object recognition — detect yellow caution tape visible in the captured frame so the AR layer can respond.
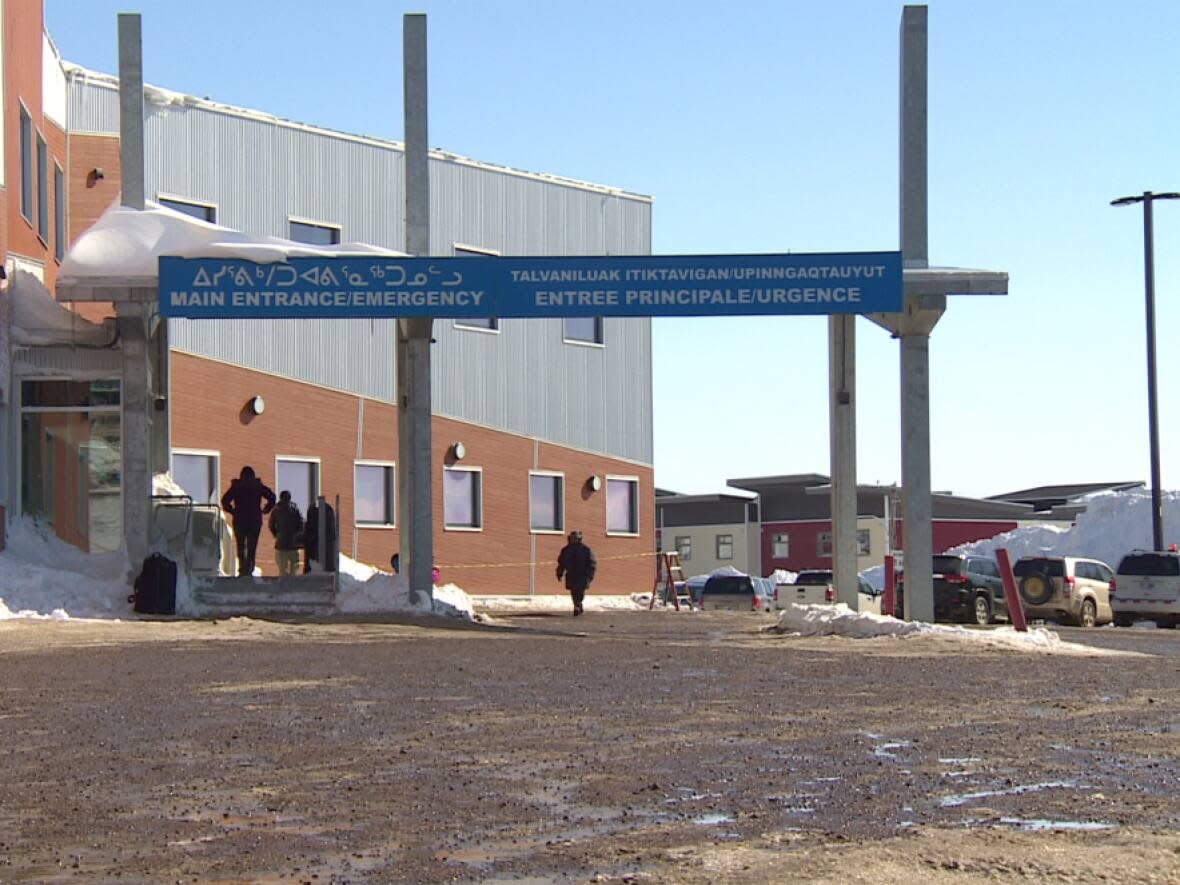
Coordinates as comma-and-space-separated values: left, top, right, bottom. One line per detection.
437, 550, 659, 571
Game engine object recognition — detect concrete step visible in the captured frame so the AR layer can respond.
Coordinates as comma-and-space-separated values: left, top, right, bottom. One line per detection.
194, 575, 337, 617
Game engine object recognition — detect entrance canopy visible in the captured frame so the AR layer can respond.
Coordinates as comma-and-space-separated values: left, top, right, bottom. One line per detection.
55, 202, 408, 305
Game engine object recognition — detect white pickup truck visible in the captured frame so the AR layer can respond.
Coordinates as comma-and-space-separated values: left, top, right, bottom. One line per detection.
775, 569, 883, 614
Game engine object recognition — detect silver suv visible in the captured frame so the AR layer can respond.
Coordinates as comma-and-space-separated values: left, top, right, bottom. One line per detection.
1012, 556, 1114, 628
1113, 551, 1180, 628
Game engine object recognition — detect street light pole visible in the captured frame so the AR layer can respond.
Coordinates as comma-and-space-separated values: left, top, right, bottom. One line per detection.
1112, 190, 1180, 552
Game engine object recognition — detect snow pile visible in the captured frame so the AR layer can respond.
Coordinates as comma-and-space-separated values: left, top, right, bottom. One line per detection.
474, 594, 649, 613
771, 603, 1126, 655
768, 568, 798, 585
59, 201, 407, 285
0, 519, 132, 620
335, 555, 475, 620
950, 488, 1180, 566
861, 488, 1180, 591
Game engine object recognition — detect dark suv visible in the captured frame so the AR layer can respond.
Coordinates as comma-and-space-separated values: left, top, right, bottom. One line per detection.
896, 554, 1008, 624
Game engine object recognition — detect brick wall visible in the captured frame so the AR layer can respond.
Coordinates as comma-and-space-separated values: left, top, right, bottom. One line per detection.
63, 133, 120, 323
171, 352, 653, 595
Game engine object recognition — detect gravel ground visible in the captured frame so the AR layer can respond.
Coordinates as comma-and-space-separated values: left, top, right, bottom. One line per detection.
2, 609, 1180, 883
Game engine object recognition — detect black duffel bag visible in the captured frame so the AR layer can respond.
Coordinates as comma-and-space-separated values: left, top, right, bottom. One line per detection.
128, 553, 178, 615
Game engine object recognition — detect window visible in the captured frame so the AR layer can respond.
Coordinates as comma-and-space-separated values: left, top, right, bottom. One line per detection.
857, 529, 872, 556
444, 467, 482, 529
355, 461, 396, 526
172, 450, 220, 505
455, 317, 499, 331
529, 472, 563, 532
21, 379, 122, 554
19, 105, 32, 221
674, 536, 692, 562
54, 165, 65, 261
772, 533, 790, 559
564, 316, 604, 345
36, 135, 48, 241
817, 531, 833, 557
454, 245, 499, 331
606, 476, 639, 534
159, 195, 216, 223
716, 534, 734, 560
289, 219, 341, 245
276, 457, 321, 517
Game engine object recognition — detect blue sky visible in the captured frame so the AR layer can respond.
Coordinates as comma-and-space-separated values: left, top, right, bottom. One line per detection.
46, 0, 1180, 499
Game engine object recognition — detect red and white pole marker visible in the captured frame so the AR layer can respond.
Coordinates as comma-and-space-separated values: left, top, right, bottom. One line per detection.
883, 555, 897, 619
995, 547, 1028, 632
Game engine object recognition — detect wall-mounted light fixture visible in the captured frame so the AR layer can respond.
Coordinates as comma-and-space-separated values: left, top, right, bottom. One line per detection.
92, 167, 105, 180
587, 475, 602, 492
248, 395, 265, 416
451, 441, 466, 461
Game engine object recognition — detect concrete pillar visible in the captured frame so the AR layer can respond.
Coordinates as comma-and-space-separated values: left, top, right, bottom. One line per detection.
118, 302, 151, 568
150, 316, 170, 475
897, 4, 936, 620
900, 332, 934, 621
117, 14, 145, 211
117, 14, 151, 570
828, 314, 859, 608
398, 13, 435, 602
899, 5, 927, 272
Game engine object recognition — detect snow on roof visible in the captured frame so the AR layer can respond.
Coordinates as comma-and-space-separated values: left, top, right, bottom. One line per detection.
57, 200, 408, 289
6, 270, 110, 346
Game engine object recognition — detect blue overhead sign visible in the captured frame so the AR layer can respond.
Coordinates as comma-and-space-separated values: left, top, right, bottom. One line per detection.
159, 252, 902, 319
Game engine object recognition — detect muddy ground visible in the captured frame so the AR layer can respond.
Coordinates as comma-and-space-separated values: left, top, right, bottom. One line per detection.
2, 609, 1180, 883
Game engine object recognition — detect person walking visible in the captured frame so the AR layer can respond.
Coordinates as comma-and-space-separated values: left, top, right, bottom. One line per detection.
220, 466, 276, 577
267, 490, 304, 577
556, 530, 596, 616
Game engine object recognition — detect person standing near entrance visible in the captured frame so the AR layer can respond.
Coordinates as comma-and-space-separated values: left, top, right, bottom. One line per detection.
268, 490, 304, 576
556, 530, 596, 616
220, 466, 276, 576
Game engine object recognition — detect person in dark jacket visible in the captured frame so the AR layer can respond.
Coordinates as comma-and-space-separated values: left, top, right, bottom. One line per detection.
267, 490, 304, 576
556, 530, 596, 615
220, 466, 276, 577
303, 499, 338, 574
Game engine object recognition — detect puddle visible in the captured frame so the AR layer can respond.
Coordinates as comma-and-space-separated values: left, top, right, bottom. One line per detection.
873, 741, 910, 759
998, 817, 1115, 832
940, 781, 1082, 808
694, 813, 735, 826
938, 757, 982, 765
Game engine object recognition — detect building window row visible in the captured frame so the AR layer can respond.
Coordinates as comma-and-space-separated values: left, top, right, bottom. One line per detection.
169, 453, 639, 538
19, 104, 65, 260
815, 529, 872, 558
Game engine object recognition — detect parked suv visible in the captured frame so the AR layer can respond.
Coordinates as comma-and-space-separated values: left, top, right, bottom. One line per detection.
896, 554, 1007, 624
1112, 551, 1180, 628
1012, 556, 1114, 627
699, 573, 776, 612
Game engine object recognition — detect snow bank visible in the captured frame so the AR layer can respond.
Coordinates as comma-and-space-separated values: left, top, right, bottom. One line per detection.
335, 555, 476, 620
950, 488, 1180, 566
474, 594, 649, 613
861, 488, 1180, 591
770, 603, 1127, 655
0, 519, 132, 620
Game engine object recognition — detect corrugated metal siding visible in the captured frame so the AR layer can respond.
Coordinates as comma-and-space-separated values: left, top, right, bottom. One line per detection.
67, 77, 653, 463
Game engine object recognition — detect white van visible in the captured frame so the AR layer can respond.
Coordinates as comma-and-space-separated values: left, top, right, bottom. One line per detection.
1113, 551, 1180, 627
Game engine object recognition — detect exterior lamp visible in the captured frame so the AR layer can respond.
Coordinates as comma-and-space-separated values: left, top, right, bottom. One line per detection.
587, 475, 602, 492
1111, 190, 1180, 551
451, 442, 466, 461
248, 395, 265, 416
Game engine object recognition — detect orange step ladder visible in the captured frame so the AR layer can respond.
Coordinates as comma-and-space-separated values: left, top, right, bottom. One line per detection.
649, 551, 689, 610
